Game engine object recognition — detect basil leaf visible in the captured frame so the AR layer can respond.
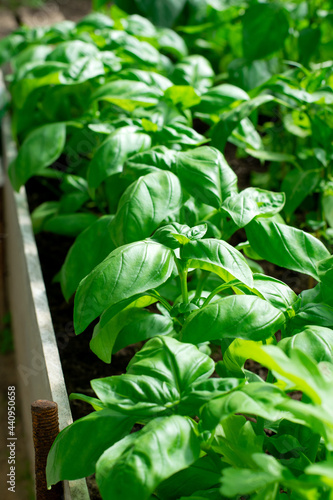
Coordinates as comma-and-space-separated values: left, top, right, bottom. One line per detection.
87, 127, 151, 189
182, 239, 253, 288
109, 171, 182, 246
221, 188, 285, 228
92, 79, 162, 111
182, 296, 285, 344
9, 122, 66, 191
96, 415, 201, 500
175, 147, 238, 208
246, 218, 330, 280
46, 409, 134, 485
242, 3, 289, 60
60, 216, 116, 300
279, 326, 333, 364
90, 309, 174, 363
211, 95, 275, 151
74, 241, 174, 333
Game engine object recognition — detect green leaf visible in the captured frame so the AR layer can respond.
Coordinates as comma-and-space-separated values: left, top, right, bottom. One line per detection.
46, 409, 134, 485
213, 415, 264, 469
195, 84, 249, 116
11, 62, 66, 108
156, 27, 188, 59
156, 456, 222, 500
90, 308, 173, 363
113, 309, 174, 352
281, 170, 320, 217
201, 382, 288, 431
87, 127, 151, 189
164, 85, 201, 109
298, 27, 321, 66
283, 111, 311, 137
76, 12, 114, 29
292, 303, 333, 329
171, 55, 214, 94
211, 95, 275, 151
125, 146, 237, 207
0, 33, 25, 66
60, 216, 116, 300
31, 201, 60, 234
119, 69, 173, 92
92, 373, 180, 416
46, 40, 98, 63
11, 44, 53, 71
181, 296, 285, 345
155, 123, 207, 147
109, 171, 182, 246
91, 335, 233, 415
124, 146, 176, 180
231, 118, 263, 151
220, 454, 286, 497
9, 122, 66, 191
246, 218, 330, 280
58, 191, 90, 214
279, 326, 333, 364
317, 256, 333, 306
127, 0, 187, 27
242, 3, 289, 60
248, 275, 298, 312
59, 52, 121, 84
127, 336, 214, 391
152, 223, 208, 249
323, 192, 333, 228
221, 188, 285, 228
96, 415, 201, 500
43, 213, 98, 237
178, 378, 242, 416
245, 150, 295, 163
233, 342, 333, 405
174, 147, 238, 208
74, 240, 174, 333
182, 239, 253, 288
92, 80, 162, 111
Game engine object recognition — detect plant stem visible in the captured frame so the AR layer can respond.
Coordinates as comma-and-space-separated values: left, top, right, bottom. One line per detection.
202, 280, 241, 307
194, 270, 209, 299
256, 416, 265, 435
266, 370, 275, 384
148, 290, 172, 312
180, 268, 189, 304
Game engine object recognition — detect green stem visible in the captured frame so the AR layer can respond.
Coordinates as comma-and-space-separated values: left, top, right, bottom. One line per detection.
256, 416, 265, 435
202, 208, 219, 221
148, 290, 172, 312
266, 370, 275, 384
180, 268, 189, 304
202, 280, 241, 307
194, 270, 209, 299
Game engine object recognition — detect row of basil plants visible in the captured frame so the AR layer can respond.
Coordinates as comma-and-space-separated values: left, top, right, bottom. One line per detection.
1, 8, 333, 500
2, 6, 333, 243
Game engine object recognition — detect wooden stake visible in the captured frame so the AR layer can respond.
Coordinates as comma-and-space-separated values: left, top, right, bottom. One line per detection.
31, 400, 63, 499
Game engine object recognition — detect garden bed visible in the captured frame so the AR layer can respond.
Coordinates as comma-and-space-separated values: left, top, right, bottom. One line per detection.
1, 6, 333, 499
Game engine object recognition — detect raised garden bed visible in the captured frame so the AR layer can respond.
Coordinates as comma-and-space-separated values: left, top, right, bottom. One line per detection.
1, 6, 333, 500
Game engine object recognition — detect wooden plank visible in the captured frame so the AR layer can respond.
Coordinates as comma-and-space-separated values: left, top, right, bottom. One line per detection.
0, 10, 18, 38
16, 5, 65, 27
